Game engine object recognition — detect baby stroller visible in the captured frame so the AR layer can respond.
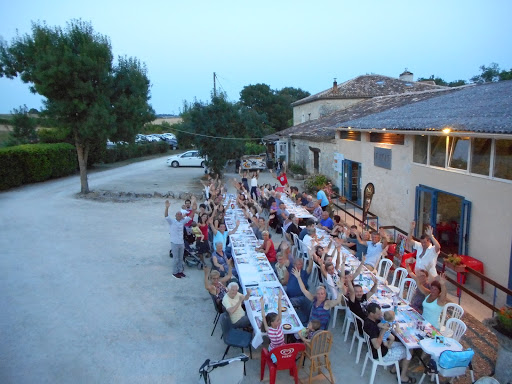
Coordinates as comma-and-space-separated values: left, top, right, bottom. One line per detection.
198, 354, 248, 384
168, 230, 204, 270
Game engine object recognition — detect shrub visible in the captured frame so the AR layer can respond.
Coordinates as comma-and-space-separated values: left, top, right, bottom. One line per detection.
244, 141, 266, 155
289, 162, 306, 174
0, 143, 77, 190
38, 128, 72, 144
304, 174, 330, 193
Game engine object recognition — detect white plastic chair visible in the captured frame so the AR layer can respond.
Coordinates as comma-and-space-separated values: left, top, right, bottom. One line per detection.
440, 303, 464, 336
290, 232, 300, 259
360, 331, 402, 384
309, 262, 321, 288
331, 295, 348, 330
349, 311, 366, 364
343, 308, 354, 342
443, 318, 467, 341
418, 349, 475, 384
399, 278, 417, 303
376, 258, 393, 282
389, 267, 408, 294
297, 239, 309, 270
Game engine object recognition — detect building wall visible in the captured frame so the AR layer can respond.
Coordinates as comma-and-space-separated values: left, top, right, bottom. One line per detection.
292, 99, 364, 125
290, 138, 338, 181
331, 133, 512, 295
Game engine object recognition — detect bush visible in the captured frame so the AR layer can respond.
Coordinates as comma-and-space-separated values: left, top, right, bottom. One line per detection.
289, 162, 306, 174
38, 128, 72, 144
304, 174, 330, 193
0, 143, 77, 190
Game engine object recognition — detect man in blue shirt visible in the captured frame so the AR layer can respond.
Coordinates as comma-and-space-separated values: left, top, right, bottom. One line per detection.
286, 256, 314, 325
318, 210, 334, 231
317, 187, 329, 211
299, 219, 316, 240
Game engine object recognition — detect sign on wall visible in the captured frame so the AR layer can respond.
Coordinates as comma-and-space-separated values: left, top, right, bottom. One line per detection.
374, 147, 392, 170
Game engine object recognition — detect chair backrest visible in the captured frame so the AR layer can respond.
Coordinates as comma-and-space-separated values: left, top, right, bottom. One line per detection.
219, 312, 232, 339
391, 267, 408, 289
438, 348, 474, 370
399, 278, 417, 302
445, 318, 467, 341
309, 330, 333, 357
270, 343, 306, 370
210, 293, 224, 314
441, 303, 464, 328
377, 258, 393, 281
309, 262, 321, 288
351, 311, 365, 337
291, 232, 300, 258
362, 330, 385, 363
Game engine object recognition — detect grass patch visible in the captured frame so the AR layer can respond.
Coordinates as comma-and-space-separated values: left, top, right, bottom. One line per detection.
0, 131, 11, 146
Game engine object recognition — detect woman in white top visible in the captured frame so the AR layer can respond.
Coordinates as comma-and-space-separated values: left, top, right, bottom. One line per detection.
250, 171, 259, 200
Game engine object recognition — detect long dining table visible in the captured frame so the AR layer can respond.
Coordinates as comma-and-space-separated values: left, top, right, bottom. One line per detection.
224, 194, 304, 349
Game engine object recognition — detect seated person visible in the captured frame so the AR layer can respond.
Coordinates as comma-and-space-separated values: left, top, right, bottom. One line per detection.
299, 219, 315, 241
347, 262, 378, 333
255, 231, 277, 266
260, 290, 285, 351
286, 257, 314, 325
364, 303, 414, 383
298, 319, 322, 344
222, 282, 252, 329
317, 210, 334, 231
203, 265, 232, 304
379, 310, 398, 348
275, 252, 290, 287
211, 241, 237, 279
355, 228, 388, 270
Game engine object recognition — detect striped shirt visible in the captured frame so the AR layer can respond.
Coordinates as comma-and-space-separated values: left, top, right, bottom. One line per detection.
310, 299, 331, 330
267, 325, 285, 351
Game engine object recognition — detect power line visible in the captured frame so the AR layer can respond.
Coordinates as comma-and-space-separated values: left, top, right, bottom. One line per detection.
171, 126, 265, 141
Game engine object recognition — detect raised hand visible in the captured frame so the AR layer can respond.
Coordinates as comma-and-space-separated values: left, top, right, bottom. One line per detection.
425, 225, 433, 237
165, 200, 170, 208
291, 268, 300, 278
410, 221, 416, 231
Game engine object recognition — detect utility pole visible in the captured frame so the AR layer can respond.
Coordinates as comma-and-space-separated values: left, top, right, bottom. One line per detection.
213, 72, 216, 98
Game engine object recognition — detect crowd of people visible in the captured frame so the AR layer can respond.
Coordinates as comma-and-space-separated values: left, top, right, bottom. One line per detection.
164, 168, 448, 383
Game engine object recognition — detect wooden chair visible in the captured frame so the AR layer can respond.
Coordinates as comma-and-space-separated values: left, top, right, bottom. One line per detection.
298, 330, 335, 384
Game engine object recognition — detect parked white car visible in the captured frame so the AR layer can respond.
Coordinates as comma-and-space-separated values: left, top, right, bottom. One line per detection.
166, 150, 206, 168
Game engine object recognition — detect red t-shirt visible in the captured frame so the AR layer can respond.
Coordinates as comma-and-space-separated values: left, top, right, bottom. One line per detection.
277, 173, 288, 186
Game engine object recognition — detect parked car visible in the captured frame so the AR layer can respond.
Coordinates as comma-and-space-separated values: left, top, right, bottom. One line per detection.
166, 150, 206, 168
165, 138, 178, 150
145, 134, 162, 142
135, 134, 149, 143
161, 132, 176, 140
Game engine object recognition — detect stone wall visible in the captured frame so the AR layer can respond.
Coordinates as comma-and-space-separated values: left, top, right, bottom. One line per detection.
292, 98, 363, 125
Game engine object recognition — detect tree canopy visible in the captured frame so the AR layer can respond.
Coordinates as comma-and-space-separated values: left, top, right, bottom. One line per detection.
0, 20, 154, 193
239, 84, 309, 131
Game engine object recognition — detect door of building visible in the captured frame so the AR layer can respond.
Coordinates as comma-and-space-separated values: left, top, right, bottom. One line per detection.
342, 160, 362, 206
414, 185, 471, 255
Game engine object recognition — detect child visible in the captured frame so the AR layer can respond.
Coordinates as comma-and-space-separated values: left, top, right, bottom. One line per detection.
260, 291, 285, 351
299, 319, 322, 343
190, 221, 204, 243
379, 310, 397, 348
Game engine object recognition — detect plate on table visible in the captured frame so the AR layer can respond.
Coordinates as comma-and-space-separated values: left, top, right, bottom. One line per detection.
283, 324, 292, 330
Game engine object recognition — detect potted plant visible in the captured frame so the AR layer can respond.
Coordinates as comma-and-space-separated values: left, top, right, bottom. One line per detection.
483, 306, 512, 383
444, 254, 466, 273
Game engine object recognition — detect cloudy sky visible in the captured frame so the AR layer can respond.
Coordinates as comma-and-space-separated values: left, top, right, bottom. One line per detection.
1, 0, 511, 115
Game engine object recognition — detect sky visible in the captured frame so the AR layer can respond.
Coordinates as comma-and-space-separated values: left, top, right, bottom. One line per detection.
1, 0, 511, 115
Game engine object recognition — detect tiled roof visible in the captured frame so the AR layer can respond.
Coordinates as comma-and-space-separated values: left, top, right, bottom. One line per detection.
269, 87, 462, 142
339, 80, 512, 134
291, 75, 446, 107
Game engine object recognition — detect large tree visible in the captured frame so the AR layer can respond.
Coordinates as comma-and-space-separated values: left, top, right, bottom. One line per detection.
0, 20, 154, 193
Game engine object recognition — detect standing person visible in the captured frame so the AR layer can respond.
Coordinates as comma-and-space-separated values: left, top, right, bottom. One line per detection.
269, 169, 289, 188
407, 221, 441, 278
165, 200, 191, 279
239, 170, 250, 193
316, 186, 329, 211
355, 228, 388, 271
235, 158, 241, 174
250, 171, 259, 200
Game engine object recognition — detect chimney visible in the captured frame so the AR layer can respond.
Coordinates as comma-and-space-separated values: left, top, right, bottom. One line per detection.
399, 69, 414, 82
332, 78, 338, 92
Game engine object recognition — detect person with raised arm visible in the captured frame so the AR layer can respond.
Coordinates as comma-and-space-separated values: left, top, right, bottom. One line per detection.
407, 221, 441, 278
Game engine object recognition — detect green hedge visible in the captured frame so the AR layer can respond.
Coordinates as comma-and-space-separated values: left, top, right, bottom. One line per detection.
0, 143, 77, 190
103, 141, 168, 163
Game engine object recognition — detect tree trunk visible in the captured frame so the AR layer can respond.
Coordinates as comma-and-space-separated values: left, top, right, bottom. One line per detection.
75, 140, 90, 194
